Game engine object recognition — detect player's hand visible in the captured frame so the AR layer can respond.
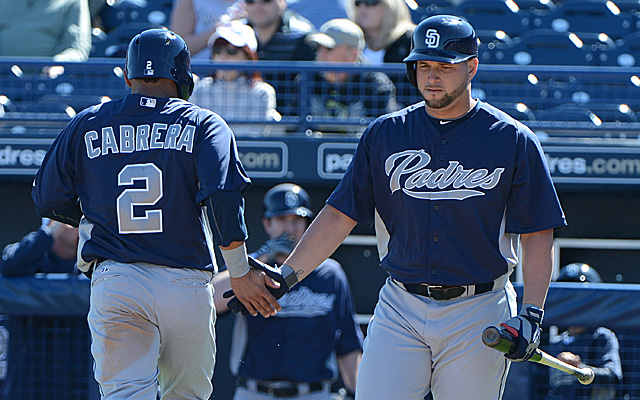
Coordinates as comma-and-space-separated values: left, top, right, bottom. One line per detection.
224, 256, 290, 317
557, 351, 582, 367
500, 303, 544, 362
253, 233, 295, 265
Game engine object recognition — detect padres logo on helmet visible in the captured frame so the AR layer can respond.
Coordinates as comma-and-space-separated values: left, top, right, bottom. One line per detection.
404, 15, 478, 87
263, 183, 314, 219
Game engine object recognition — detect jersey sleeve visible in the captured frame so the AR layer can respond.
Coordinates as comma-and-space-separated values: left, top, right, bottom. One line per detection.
327, 125, 377, 227
505, 125, 566, 234
32, 115, 84, 214
194, 114, 251, 204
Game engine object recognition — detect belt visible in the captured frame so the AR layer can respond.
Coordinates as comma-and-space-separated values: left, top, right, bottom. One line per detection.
237, 377, 327, 398
394, 279, 495, 300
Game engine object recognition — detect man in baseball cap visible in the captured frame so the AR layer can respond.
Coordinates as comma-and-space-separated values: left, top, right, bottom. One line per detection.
208, 20, 259, 54
306, 18, 397, 133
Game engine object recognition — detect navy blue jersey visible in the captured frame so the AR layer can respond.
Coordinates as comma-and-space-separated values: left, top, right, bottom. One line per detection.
328, 101, 566, 285
233, 259, 363, 382
32, 94, 250, 272
0, 226, 76, 276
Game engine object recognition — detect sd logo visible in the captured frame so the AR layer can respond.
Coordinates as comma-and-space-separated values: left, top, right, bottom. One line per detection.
424, 29, 440, 48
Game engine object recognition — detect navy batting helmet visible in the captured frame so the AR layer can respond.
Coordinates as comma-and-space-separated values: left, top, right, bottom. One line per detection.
557, 263, 602, 283
125, 29, 194, 100
404, 15, 478, 87
263, 183, 314, 219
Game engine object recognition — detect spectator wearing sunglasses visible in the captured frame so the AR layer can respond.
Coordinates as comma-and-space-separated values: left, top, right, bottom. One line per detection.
348, 0, 417, 105
190, 21, 281, 136
305, 18, 398, 134
170, 0, 247, 59
242, 0, 317, 117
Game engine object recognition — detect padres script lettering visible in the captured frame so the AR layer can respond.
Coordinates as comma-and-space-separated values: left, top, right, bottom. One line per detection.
83, 123, 196, 159
385, 149, 505, 200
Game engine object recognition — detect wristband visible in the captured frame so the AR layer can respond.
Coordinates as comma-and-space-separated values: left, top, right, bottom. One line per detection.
280, 263, 299, 288
220, 243, 250, 278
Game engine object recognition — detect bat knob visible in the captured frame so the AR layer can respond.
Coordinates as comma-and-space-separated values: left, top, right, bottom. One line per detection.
578, 368, 595, 385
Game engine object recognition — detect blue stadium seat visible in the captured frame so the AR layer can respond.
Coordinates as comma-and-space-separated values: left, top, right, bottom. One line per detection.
90, 22, 165, 58
476, 29, 515, 64
596, 31, 640, 66
99, 0, 171, 33
503, 29, 596, 65
536, 103, 604, 125
453, 0, 532, 37
548, 0, 633, 40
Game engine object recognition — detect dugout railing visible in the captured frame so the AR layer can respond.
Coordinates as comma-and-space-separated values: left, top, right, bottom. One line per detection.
1, 58, 640, 139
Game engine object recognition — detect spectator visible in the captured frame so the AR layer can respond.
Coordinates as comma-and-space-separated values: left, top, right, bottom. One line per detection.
190, 21, 281, 136
286, 0, 348, 29
544, 263, 623, 400
0, 219, 78, 277
306, 18, 397, 133
243, 0, 317, 116
0, 0, 92, 61
170, 0, 246, 59
347, 0, 414, 64
213, 183, 363, 400
347, 0, 416, 105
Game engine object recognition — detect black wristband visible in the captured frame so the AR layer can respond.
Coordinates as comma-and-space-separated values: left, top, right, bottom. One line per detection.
280, 264, 298, 288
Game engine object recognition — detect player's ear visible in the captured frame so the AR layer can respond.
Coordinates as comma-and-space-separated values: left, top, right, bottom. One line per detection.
124, 70, 132, 88
467, 58, 479, 79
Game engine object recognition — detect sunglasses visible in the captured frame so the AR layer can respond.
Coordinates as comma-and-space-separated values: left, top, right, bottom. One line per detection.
355, 0, 381, 6
212, 46, 241, 56
245, 0, 273, 4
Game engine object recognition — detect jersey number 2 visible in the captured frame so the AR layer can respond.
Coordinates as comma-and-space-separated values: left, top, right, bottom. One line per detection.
117, 163, 163, 234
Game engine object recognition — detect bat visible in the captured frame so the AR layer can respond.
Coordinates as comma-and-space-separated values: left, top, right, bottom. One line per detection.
482, 326, 595, 385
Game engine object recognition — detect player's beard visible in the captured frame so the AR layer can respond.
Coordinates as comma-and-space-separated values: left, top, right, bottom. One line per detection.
423, 76, 470, 109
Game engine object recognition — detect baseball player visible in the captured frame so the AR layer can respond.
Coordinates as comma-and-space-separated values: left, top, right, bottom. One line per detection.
31, 29, 279, 399
214, 183, 363, 399
229, 15, 567, 400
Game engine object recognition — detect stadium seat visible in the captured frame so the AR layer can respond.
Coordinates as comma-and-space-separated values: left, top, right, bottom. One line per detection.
453, 0, 532, 38
503, 29, 596, 65
90, 22, 165, 58
476, 29, 515, 64
596, 31, 640, 66
548, 0, 633, 40
535, 103, 603, 125
99, 0, 171, 33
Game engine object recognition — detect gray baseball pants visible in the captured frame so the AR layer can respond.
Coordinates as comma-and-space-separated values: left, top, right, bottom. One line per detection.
88, 260, 216, 400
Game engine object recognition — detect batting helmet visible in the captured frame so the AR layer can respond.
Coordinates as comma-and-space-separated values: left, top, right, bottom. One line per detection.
557, 263, 602, 283
125, 29, 194, 100
404, 15, 478, 87
263, 183, 314, 219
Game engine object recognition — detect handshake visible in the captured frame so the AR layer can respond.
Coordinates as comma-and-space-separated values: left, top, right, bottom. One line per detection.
223, 256, 297, 315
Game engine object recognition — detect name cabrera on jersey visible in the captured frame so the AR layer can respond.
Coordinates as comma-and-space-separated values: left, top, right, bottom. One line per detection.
32, 94, 250, 271
328, 101, 566, 286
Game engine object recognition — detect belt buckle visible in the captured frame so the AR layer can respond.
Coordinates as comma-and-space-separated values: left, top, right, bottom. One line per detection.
426, 285, 444, 299
267, 382, 295, 397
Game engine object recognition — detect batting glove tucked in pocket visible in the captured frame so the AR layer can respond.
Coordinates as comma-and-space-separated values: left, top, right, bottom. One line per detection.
500, 303, 544, 362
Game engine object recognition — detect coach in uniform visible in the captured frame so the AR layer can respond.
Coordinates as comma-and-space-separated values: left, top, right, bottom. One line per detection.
31, 29, 279, 399
214, 183, 363, 399
229, 15, 567, 399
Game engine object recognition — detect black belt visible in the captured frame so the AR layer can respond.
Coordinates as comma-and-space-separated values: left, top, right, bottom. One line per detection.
401, 281, 494, 300
237, 377, 325, 398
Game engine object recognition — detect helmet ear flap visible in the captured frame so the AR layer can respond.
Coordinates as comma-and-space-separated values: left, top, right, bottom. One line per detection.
406, 61, 417, 88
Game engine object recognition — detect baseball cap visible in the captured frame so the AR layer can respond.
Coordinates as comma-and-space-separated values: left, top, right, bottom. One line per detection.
208, 21, 258, 53
307, 18, 365, 51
